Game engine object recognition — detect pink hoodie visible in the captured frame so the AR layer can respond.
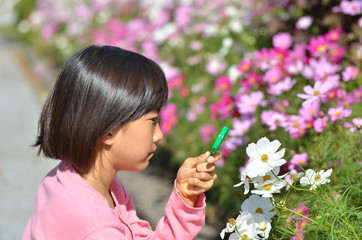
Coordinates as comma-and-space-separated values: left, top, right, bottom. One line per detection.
23, 162, 205, 239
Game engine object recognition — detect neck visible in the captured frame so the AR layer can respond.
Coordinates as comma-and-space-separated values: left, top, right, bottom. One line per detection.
81, 155, 117, 208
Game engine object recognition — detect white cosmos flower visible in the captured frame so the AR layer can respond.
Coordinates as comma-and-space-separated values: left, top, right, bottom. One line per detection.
300, 169, 333, 190
220, 220, 236, 239
251, 167, 288, 197
245, 137, 286, 178
233, 170, 250, 194
241, 194, 276, 222
251, 179, 286, 198
228, 212, 258, 240
253, 214, 272, 239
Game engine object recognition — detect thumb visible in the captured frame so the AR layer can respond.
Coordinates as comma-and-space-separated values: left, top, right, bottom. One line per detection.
197, 151, 210, 163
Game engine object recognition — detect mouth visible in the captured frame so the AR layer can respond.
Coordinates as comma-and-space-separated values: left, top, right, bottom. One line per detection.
150, 148, 157, 155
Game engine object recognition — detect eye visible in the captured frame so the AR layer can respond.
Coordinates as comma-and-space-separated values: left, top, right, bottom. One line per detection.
150, 117, 159, 124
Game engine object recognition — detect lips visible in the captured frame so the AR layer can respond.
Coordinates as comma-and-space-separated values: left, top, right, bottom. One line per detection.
150, 147, 157, 154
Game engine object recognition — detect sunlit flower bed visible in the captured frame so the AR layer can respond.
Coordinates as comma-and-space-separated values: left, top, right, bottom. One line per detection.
13, 0, 362, 238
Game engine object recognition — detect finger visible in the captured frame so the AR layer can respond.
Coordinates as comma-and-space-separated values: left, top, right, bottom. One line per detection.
197, 151, 210, 163
196, 162, 216, 172
206, 153, 222, 164
188, 178, 216, 192
185, 151, 210, 167
192, 171, 217, 181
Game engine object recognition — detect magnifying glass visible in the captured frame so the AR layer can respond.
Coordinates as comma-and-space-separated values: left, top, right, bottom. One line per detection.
206, 126, 229, 162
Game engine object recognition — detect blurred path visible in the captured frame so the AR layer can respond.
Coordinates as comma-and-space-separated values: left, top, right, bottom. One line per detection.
0, 34, 219, 240
0, 35, 58, 240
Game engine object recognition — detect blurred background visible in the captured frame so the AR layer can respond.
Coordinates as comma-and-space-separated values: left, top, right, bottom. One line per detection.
0, 0, 361, 239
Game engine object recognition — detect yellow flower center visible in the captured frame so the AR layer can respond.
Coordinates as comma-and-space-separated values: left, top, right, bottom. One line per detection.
314, 174, 321, 182
334, 110, 341, 116
317, 45, 324, 52
263, 175, 271, 181
261, 154, 269, 162
293, 121, 299, 127
314, 90, 320, 95
241, 234, 250, 240
259, 222, 267, 231
249, 77, 256, 84
255, 207, 263, 214
264, 184, 272, 191
352, 70, 357, 77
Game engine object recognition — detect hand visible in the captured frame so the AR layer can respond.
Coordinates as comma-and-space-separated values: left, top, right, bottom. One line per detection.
176, 151, 221, 207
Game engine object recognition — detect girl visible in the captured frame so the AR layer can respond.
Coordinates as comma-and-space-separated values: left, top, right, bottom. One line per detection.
22, 45, 220, 239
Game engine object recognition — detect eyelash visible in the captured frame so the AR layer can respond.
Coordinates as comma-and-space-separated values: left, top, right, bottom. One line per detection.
151, 117, 159, 123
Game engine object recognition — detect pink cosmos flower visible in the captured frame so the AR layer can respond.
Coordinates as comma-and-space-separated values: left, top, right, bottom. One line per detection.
340, 0, 362, 16
224, 136, 248, 151
237, 59, 253, 73
307, 57, 341, 81
308, 35, 328, 57
285, 115, 307, 139
326, 28, 342, 42
199, 124, 217, 142
297, 81, 333, 107
261, 110, 288, 131
328, 43, 346, 63
349, 118, 362, 133
267, 77, 297, 95
210, 96, 235, 121
313, 116, 329, 132
254, 48, 276, 70
291, 234, 304, 240
352, 87, 362, 102
338, 93, 356, 108
264, 67, 283, 83
241, 72, 263, 90
342, 66, 359, 82
160, 103, 178, 134
285, 169, 303, 190
290, 153, 308, 170
272, 32, 293, 50
168, 75, 184, 91
299, 102, 320, 121
215, 76, 232, 95
323, 74, 340, 89
236, 91, 264, 114
328, 107, 352, 122
206, 56, 227, 76
229, 117, 255, 138
179, 87, 190, 98
175, 4, 193, 29
296, 16, 313, 30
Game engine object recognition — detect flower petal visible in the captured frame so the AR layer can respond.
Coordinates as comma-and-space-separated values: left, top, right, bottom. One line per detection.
256, 137, 271, 153
246, 143, 259, 160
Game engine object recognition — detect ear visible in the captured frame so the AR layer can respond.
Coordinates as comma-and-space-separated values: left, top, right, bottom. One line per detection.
101, 131, 116, 146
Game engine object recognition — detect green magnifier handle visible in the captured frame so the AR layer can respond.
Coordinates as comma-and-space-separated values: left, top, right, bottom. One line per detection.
206, 126, 229, 163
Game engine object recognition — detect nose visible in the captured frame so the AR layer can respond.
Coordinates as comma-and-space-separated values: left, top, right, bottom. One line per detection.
153, 123, 164, 143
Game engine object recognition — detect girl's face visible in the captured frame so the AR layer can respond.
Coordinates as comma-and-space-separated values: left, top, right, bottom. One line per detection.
104, 111, 163, 172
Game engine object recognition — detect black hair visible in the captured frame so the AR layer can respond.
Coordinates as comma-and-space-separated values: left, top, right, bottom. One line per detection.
34, 45, 168, 173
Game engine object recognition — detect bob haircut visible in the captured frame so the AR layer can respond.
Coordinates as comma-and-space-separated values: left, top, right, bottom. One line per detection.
34, 45, 169, 173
